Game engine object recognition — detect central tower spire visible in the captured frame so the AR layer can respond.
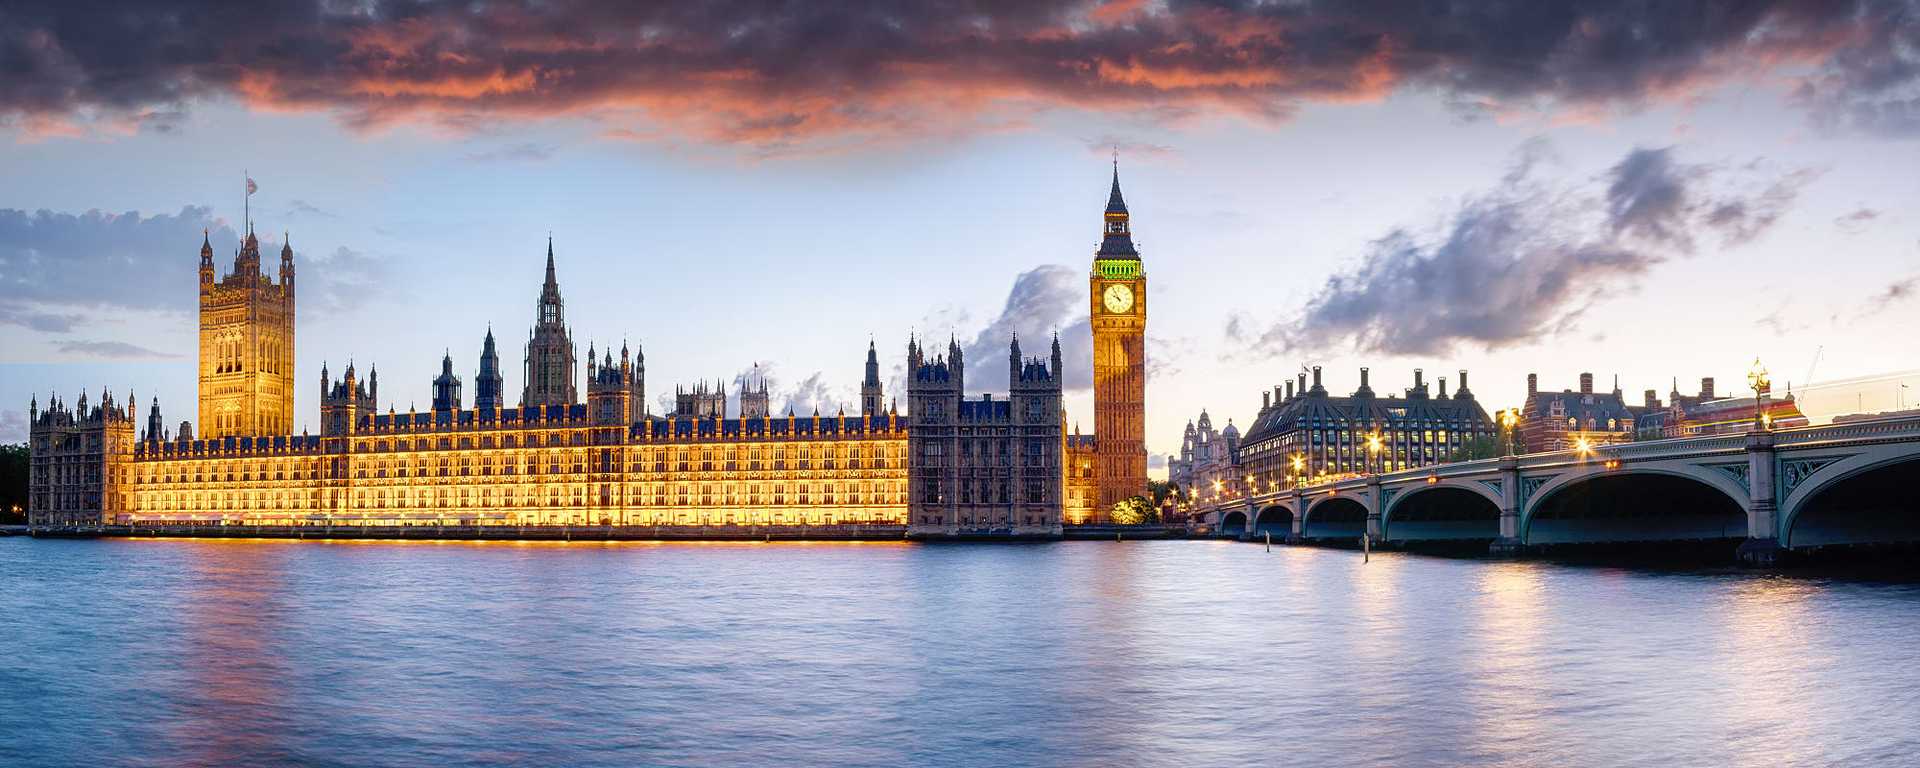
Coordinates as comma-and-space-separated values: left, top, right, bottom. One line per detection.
524, 238, 577, 408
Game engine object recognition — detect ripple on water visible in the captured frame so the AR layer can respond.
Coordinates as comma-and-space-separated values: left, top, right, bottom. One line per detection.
1, 538, 1917, 768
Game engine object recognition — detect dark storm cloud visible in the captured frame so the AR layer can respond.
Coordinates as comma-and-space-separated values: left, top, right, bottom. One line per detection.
959, 265, 1091, 393
1232, 143, 1813, 357
2, 1, 1915, 145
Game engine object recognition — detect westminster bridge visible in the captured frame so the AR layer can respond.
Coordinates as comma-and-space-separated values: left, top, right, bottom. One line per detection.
1192, 414, 1920, 565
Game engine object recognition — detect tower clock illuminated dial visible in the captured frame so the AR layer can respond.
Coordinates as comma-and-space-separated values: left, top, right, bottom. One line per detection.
1102, 283, 1135, 314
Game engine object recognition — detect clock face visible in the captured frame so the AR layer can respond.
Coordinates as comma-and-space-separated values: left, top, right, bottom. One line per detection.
1102, 283, 1135, 314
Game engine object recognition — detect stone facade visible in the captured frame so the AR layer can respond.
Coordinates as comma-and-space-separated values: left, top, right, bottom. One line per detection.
199, 227, 295, 439
27, 390, 136, 526
1169, 410, 1240, 502
1237, 366, 1497, 493
1090, 165, 1148, 517
906, 335, 1066, 536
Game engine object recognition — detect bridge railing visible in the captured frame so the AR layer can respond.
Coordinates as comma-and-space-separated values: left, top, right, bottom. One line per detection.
1206, 414, 1920, 514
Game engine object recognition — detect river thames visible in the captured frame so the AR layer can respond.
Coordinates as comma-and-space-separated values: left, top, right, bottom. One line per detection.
1, 537, 1915, 767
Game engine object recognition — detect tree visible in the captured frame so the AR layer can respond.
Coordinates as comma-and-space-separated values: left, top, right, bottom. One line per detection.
1109, 495, 1159, 526
0, 443, 27, 525
1445, 435, 1504, 463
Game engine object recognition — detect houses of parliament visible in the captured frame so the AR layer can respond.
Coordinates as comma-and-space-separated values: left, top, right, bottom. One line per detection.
27, 170, 1153, 533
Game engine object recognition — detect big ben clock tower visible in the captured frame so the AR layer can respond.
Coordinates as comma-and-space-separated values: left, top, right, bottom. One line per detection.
1090, 163, 1148, 515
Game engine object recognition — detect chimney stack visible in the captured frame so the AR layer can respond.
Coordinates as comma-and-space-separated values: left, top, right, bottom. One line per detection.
1262, 390, 1271, 409
1644, 389, 1659, 409
1438, 376, 1449, 399
1298, 372, 1308, 396
1311, 366, 1323, 391
1285, 380, 1295, 400
1527, 373, 1538, 395
1413, 368, 1425, 393
1701, 377, 1716, 399
1580, 372, 1594, 394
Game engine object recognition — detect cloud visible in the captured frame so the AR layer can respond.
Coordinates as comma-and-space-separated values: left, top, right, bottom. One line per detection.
1835, 207, 1882, 233
302, 246, 386, 313
0, 304, 85, 332
285, 199, 336, 219
0, 206, 224, 323
956, 265, 1091, 392
0, 205, 382, 332
0, 409, 24, 443
3, 2, 1916, 147
1231, 142, 1812, 357
1863, 275, 1919, 316
779, 371, 852, 417
1087, 135, 1175, 158
654, 362, 856, 417
464, 142, 557, 163
52, 340, 180, 359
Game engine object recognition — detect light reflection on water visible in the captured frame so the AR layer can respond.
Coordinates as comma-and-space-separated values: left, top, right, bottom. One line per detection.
1, 538, 1917, 767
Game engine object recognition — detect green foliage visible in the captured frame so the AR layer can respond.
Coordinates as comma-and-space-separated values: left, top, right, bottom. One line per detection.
1445, 435, 1505, 463
1146, 480, 1179, 507
1109, 495, 1159, 526
0, 443, 27, 524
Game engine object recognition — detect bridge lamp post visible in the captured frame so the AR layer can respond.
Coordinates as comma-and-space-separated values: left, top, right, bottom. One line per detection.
1290, 454, 1305, 488
1366, 434, 1383, 475
1747, 358, 1771, 432
1499, 409, 1519, 456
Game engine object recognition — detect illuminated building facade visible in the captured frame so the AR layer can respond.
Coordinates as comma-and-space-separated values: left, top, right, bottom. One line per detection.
199, 227, 296, 439
1089, 164, 1148, 518
1063, 430, 1098, 525
1236, 366, 1497, 492
1635, 376, 1809, 437
907, 335, 1066, 536
33, 239, 912, 529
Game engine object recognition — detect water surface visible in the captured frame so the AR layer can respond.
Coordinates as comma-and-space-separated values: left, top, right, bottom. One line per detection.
1, 538, 1915, 767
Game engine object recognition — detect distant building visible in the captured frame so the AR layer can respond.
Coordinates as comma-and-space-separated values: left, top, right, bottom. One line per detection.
1169, 409, 1240, 502
27, 390, 136, 526
1634, 377, 1808, 438
906, 335, 1065, 537
1517, 372, 1646, 453
1237, 367, 1496, 492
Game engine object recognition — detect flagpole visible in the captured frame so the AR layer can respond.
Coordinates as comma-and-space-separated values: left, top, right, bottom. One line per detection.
244, 168, 249, 233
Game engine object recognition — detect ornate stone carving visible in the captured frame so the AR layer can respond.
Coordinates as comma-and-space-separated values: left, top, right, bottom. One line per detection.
1705, 462, 1750, 492
1519, 474, 1556, 508
1780, 456, 1843, 499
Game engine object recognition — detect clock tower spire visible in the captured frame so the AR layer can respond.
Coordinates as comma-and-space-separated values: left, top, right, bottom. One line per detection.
1090, 161, 1148, 518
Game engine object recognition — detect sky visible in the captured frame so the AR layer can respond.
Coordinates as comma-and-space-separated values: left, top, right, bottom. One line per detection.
3, 1, 1918, 476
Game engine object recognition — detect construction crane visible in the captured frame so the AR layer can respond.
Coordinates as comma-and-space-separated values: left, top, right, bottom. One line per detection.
1800, 345, 1824, 395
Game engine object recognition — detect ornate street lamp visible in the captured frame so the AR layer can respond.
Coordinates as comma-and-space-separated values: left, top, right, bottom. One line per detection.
1747, 357, 1771, 431
1366, 433, 1383, 475
1500, 408, 1519, 456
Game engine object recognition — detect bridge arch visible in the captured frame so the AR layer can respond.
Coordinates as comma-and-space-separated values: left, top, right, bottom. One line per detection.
1218, 509, 1248, 537
1522, 468, 1747, 545
1301, 495, 1368, 541
1253, 505, 1294, 538
1381, 483, 1501, 542
1780, 446, 1920, 548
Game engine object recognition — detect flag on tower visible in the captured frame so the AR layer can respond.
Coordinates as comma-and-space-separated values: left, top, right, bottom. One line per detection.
246, 177, 257, 196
